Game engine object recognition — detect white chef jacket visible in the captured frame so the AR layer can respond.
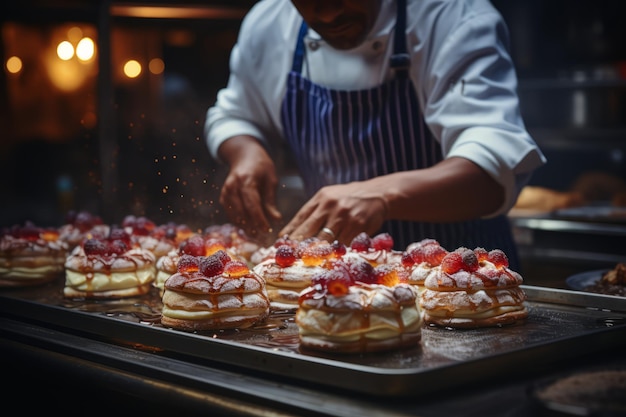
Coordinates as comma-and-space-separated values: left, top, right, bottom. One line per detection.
204, 0, 547, 216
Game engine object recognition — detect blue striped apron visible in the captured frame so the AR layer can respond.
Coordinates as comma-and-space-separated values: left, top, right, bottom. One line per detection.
280, 0, 520, 269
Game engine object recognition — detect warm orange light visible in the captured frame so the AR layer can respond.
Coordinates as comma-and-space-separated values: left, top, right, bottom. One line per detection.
148, 58, 164, 74
110, 5, 246, 19
67, 26, 83, 43
124, 59, 142, 78
47, 58, 86, 91
6, 56, 22, 74
76, 37, 95, 61
57, 40, 74, 60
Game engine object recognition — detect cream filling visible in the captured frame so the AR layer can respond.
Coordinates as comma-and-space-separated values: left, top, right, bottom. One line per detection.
410, 284, 427, 297
266, 288, 300, 306
425, 305, 525, 319
266, 280, 312, 289
64, 267, 156, 291
0, 264, 63, 279
252, 260, 319, 286
154, 270, 172, 289
161, 306, 268, 320
296, 306, 422, 341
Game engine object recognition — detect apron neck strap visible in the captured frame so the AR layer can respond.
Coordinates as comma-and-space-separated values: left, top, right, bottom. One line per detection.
390, 0, 410, 76
291, 21, 308, 73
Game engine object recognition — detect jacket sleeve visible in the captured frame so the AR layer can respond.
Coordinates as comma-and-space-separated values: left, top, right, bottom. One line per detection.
417, 7, 546, 216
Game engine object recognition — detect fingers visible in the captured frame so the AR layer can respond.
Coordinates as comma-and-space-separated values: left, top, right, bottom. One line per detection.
220, 179, 272, 240
278, 196, 346, 243
279, 184, 388, 245
279, 200, 322, 240
219, 170, 286, 242
216, 136, 284, 240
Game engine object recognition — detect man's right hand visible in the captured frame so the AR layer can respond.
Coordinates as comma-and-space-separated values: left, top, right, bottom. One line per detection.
217, 135, 283, 242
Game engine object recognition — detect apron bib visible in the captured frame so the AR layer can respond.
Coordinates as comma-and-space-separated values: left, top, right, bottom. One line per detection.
280, 0, 519, 269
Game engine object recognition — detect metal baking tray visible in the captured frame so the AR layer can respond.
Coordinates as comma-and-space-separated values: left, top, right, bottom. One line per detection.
1, 279, 625, 398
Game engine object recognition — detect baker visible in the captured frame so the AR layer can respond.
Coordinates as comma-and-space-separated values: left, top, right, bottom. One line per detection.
204, 0, 546, 270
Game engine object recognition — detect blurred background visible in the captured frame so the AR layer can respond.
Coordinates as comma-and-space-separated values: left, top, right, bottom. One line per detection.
1, 0, 625, 283
0, 0, 257, 229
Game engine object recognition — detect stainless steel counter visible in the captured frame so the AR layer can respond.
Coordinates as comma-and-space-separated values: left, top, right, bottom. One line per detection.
1, 279, 626, 416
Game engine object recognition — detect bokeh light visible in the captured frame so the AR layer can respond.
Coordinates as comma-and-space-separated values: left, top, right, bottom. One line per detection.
123, 59, 142, 78
57, 40, 74, 60
6, 56, 23, 74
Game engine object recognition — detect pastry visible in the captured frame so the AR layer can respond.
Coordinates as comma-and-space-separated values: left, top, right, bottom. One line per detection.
252, 237, 345, 310
161, 252, 270, 331
58, 210, 109, 249
123, 216, 199, 260
122, 215, 170, 257
402, 238, 449, 295
347, 232, 403, 266
513, 186, 585, 212
204, 223, 260, 263
136, 221, 196, 259
584, 262, 626, 297
154, 249, 180, 295
296, 256, 422, 354
153, 234, 237, 295
0, 222, 69, 287
64, 228, 157, 299
420, 247, 528, 328
249, 234, 300, 266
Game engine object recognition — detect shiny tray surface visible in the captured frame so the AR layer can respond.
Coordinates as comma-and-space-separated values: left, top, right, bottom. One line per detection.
1, 279, 625, 397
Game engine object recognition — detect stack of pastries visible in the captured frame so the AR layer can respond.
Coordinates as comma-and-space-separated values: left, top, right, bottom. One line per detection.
58, 210, 109, 249
253, 236, 345, 310
203, 223, 261, 263
122, 215, 196, 260
419, 247, 528, 328
345, 232, 404, 266
155, 234, 251, 295
64, 228, 157, 299
160, 251, 270, 331
401, 238, 449, 295
1, 212, 531, 351
0, 222, 69, 287
252, 232, 402, 311
296, 255, 422, 354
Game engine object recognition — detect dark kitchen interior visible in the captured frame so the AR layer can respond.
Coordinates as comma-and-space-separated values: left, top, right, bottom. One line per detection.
2, 0, 626, 283
1, 1, 625, 415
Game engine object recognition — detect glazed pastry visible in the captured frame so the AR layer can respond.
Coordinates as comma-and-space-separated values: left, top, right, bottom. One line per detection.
122, 215, 171, 258
64, 228, 156, 299
136, 221, 196, 259
154, 248, 180, 295
204, 223, 260, 263
401, 238, 449, 295
153, 234, 239, 295
0, 222, 69, 287
296, 256, 422, 354
347, 232, 404, 266
58, 210, 109, 249
253, 237, 345, 310
420, 247, 528, 328
161, 252, 270, 331
249, 235, 300, 266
